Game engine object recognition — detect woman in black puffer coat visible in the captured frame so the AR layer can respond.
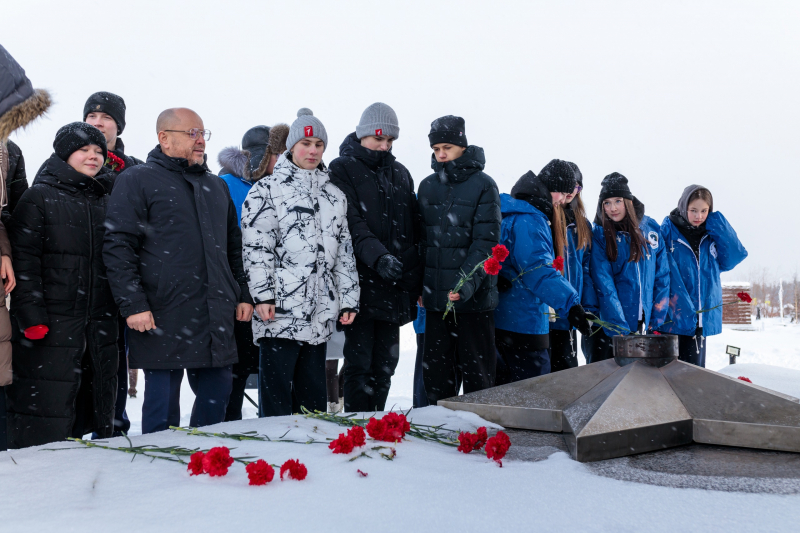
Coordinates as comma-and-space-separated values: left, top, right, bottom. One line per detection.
5, 123, 118, 449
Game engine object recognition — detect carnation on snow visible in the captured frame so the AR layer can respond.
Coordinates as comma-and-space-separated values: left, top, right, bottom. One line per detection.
280, 459, 307, 481
485, 431, 511, 467
188, 451, 205, 476
203, 447, 234, 477
246, 460, 275, 486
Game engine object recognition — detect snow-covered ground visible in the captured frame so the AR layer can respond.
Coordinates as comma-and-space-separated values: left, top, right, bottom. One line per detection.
2, 318, 800, 532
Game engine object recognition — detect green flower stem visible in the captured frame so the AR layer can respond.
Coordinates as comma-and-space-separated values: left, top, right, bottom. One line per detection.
170, 426, 326, 445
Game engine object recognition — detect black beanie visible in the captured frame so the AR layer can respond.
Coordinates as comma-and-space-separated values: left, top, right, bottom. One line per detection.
83, 91, 126, 135
428, 115, 468, 147
599, 172, 634, 202
538, 159, 577, 194
567, 161, 583, 187
53, 122, 108, 162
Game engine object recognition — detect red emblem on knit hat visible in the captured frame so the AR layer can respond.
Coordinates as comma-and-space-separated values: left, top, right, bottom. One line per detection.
304, 126, 313, 137
375, 129, 382, 136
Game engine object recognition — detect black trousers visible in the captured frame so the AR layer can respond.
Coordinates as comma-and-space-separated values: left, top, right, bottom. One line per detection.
225, 320, 261, 421
343, 316, 400, 412
259, 337, 326, 417
549, 329, 578, 372
423, 311, 496, 405
581, 326, 615, 364
678, 334, 707, 367
495, 329, 550, 385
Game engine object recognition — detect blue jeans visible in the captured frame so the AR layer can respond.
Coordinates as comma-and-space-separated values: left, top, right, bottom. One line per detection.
141, 366, 232, 434
413, 334, 428, 408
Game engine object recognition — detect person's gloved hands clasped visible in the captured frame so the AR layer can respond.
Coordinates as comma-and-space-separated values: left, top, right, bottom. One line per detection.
567, 304, 593, 337
376, 254, 403, 282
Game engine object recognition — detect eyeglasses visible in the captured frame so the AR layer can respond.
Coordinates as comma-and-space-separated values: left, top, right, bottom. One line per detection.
575, 186, 583, 193
163, 128, 212, 141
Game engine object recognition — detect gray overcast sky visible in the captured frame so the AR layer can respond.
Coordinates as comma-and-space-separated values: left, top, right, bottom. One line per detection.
5, 0, 799, 281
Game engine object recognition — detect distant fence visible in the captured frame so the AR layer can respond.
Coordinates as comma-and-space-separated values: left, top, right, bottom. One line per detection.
722, 282, 751, 325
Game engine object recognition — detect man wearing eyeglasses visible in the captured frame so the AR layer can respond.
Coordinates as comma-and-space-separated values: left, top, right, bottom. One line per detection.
103, 107, 253, 434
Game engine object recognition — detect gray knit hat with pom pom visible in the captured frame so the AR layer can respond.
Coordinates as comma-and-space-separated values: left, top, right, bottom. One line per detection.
286, 108, 327, 150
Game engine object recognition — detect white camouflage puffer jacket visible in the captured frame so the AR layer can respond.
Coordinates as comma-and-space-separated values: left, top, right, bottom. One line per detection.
241, 152, 360, 345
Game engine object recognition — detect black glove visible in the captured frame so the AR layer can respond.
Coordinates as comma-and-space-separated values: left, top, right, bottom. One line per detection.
568, 305, 593, 337
497, 275, 512, 293
376, 254, 403, 282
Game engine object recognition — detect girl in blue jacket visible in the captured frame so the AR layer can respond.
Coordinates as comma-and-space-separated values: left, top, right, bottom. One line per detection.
588, 173, 670, 362
548, 163, 598, 371
660, 185, 747, 367
494, 160, 592, 383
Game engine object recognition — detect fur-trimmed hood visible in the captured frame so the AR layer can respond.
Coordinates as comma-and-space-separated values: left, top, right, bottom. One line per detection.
1, 44, 51, 142
218, 123, 291, 182
218, 146, 251, 180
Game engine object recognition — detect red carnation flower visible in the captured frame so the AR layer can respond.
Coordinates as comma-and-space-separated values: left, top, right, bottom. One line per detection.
737, 292, 752, 303
188, 451, 205, 476
485, 431, 511, 467
357, 469, 368, 478
366, 417, 386, 441
329, 433, 355, 454
381, 412, 410, 442
458, 432, 478, 454
348, 426, 366, 447
738, 376, 752, 383
475, 427, 488, 449
105, 151, 126, 172
484, 257, 502, 276
246, 459, 275, 486
280, 459, 307, 481
202, 446, 234, 477
367, 413, 410, 442
553, 256, 564, 273
458, 426, 489, 454
492, 244, 510, 262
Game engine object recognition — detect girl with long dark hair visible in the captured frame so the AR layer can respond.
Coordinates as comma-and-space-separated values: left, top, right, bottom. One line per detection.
587, 173, 669, 362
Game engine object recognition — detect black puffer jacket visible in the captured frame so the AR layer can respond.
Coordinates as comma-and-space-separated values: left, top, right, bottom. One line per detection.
418, 145, 501, 313
329, 133, 422, 324
5, 154, 119, 448
2, 139, 28, 223
103, 145, 250, 370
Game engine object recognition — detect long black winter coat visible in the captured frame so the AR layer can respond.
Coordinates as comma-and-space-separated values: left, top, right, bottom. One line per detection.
329, 133, 423, 324
5, 154, 119, 448
103, 146, 251, 370
2, 140, 28, 223
418, 145, 501, 313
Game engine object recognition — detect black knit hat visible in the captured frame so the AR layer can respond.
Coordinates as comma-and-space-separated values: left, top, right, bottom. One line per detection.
538, 159, 577, 194
83, 91, 126, 134
567, 161, 583, 187
53, 122, 107, 162
599, 172, 634, 201
428, 115, 468, 147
